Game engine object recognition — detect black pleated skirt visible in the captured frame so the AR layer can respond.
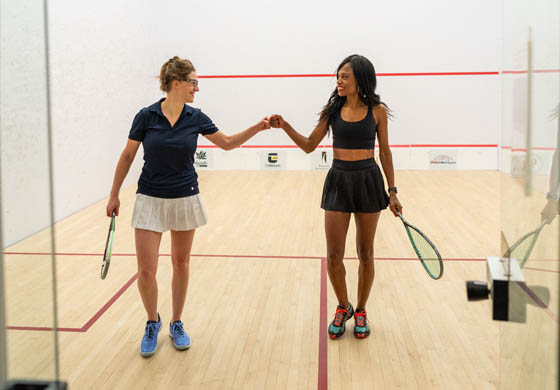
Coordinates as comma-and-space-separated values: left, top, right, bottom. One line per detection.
321, 158, 389, 213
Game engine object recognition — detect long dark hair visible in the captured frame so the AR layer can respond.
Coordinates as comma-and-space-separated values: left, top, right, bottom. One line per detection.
319, 54, 390, 131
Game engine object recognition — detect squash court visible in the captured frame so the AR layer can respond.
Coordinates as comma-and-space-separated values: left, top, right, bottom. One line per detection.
3, 170, 558, 389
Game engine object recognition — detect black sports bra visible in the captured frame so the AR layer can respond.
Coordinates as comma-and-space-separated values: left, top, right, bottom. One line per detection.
332, 107, 376, 150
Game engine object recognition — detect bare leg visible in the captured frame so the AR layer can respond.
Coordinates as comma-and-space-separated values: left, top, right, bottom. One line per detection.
325, 210, 352, 307
354, 212, 381, 309
170, 229, 195, 323
135, 228, 163, 322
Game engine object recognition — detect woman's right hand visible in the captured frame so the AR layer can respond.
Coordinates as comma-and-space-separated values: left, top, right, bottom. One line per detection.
270, 114, 286, 129
106, 196, 120, 217
541, 198, 558, 224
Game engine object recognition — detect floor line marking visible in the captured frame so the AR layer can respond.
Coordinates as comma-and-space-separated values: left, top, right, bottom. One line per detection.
318, 257, 328, 390
6, 273, 138, 333
3, 251, 489, 262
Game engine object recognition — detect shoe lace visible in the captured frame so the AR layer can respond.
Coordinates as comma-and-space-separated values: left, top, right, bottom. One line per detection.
355, 311, 367, 327
333, 307, 348, 326
173, 322, 185, 337
145, 323, 156, 339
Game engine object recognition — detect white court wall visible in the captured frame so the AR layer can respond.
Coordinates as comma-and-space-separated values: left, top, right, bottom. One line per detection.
2, 0, 504, 246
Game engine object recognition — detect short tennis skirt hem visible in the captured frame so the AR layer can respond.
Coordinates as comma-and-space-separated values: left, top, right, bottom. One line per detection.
131, 193, 208, 233
320, 158, 389, 213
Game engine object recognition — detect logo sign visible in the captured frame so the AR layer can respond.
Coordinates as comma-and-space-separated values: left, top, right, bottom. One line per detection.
268, 153, 278, 164
511, 153, 546, 177
260, 151, 285, 170
429, 150, 457, 170
194, 149, 213, 169
311, 149, 332, 170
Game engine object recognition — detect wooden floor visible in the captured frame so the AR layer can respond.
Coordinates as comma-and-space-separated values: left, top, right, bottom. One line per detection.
2, 171, 558, 389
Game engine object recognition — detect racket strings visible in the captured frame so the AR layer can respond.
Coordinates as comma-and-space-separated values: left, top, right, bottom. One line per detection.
508, 234, 537, 266
407, 227, 442, 277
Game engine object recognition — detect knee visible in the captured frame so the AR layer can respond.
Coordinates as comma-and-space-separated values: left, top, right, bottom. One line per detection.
172, 255, 190, 271
327, 249, 344, 268
138, 266, 157, 281
356, 246, 374, 264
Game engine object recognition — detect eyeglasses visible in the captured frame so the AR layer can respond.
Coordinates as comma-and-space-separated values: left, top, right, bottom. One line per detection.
182, 78, 199, 87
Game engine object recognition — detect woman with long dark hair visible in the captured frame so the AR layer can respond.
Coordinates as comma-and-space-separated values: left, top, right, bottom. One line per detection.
271, 54, 402, 339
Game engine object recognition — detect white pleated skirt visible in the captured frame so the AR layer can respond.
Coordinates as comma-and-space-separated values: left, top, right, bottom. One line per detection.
131, 193, 208, 232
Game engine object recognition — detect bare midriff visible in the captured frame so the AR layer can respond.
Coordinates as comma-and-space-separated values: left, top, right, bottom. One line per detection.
333, 148, 375, 161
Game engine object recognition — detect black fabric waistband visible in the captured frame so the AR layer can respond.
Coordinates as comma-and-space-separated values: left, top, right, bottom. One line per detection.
331, 158, 377, 171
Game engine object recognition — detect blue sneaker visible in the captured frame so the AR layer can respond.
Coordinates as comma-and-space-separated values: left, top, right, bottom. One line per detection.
140, 313, 162, 357
169, 320, 191, 350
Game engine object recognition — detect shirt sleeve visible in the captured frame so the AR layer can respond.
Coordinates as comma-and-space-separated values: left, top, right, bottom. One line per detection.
198, 110, 219, 136
128, 110, 147, 141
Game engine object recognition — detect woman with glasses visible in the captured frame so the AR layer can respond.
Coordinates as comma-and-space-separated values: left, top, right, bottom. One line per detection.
270, 54, 402, 339
106, 56, 270, 357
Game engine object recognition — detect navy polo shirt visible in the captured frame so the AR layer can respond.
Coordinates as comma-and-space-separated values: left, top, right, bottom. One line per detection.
128, 98, 219, 198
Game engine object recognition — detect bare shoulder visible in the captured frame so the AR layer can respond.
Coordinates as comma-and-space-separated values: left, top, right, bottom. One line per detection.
372, 104, 388, 124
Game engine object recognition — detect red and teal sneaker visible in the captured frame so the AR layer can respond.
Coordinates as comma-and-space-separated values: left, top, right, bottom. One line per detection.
328, 303, 354, 339
353, 309, 370, 339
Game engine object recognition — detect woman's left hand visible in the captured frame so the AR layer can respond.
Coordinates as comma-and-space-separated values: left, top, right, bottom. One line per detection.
389, 193, 403, 217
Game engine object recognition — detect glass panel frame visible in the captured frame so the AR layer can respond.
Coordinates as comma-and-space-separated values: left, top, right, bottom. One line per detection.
0, 0, 62, 386
500, 1, 559, 388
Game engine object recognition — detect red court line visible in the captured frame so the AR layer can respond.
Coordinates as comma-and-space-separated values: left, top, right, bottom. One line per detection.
199, 74, 335, 79
502, 69, 560, 74
380, 71, 499, 76
3, 251, 487, 262
6, 326, 83, 333
501, 146, 557, 152
81, 273, 138, 332
166, 69, 560, 80
3, 251, 554, 334
410, 144, 497, 148
241, 145, 300, 149
196, 144, 499, 149
6, 273, 138, 333
7, 254, 553, 263
517, 282, 558, 322
524, 267, 560, 274
318, 258, 328, 390
198, 72, 499, 79
523, 259, 560, 263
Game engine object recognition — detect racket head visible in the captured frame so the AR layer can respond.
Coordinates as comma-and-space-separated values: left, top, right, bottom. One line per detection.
397, 212, 444, 279
101, 212, 116, 280
505, 221, 546, 268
